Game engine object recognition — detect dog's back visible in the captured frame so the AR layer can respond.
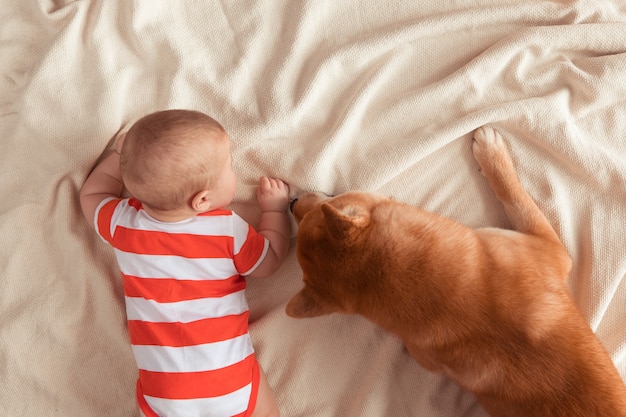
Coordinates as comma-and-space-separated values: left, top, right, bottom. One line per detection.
340, 198, 626, 416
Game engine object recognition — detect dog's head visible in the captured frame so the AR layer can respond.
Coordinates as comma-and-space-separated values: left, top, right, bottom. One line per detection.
286, 191, 388, 318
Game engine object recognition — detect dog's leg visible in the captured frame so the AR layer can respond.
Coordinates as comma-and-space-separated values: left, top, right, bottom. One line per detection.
472, 126, 561, 243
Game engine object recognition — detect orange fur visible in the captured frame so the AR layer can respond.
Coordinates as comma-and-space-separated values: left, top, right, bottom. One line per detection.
286, 126, 626, 416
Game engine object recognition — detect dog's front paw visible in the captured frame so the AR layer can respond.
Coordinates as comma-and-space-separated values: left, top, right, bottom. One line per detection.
472, 126, 510, 175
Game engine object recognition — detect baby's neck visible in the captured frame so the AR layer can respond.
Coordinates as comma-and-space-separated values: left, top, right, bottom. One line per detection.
142, 204, 197, 223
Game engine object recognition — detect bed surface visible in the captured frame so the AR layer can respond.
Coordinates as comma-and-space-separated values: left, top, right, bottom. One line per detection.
2, 1, 625, 416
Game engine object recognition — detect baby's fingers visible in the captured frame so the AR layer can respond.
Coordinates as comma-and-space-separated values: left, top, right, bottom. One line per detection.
260, 176, 288, 192
260, 176, 278, 192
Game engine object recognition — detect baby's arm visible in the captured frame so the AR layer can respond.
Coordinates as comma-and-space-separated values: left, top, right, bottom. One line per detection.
249, 176, 291, 278
79, 136, 125, 228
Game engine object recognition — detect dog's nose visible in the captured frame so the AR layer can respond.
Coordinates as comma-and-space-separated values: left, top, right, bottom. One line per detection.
289, 198, 298, 213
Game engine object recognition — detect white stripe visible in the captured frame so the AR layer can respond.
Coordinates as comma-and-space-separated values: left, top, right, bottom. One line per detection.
132, 334, 254, 373
125, 290, 249, 323
115, 250, 237, 280
109, 198, 130, 238
144, 383, 252, 417
231, 213, 251, 255
114, 202, 237, 236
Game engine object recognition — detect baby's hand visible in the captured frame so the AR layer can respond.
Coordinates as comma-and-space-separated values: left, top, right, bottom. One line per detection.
257, 176, 290, 212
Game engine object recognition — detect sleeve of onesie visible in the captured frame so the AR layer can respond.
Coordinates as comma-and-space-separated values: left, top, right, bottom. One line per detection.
231, 213, 269, 276
94, 197, 124, 244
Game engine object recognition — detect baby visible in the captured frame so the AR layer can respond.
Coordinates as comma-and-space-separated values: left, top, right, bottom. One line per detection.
80, 109, 289, 417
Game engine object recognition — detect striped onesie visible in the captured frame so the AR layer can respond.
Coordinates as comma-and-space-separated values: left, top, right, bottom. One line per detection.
95, 197, 269, 417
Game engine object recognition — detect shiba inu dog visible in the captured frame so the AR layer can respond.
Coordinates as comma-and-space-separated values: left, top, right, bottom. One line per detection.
286, 126, 626, 416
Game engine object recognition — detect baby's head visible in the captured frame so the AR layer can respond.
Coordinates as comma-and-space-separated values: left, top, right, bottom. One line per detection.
120, 109, 236, 214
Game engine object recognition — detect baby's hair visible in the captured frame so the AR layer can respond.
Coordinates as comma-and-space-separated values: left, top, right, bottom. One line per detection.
120, 109, 229, 211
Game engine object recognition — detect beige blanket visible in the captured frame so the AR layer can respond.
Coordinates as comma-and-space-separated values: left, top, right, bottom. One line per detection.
2, 1, 625, 416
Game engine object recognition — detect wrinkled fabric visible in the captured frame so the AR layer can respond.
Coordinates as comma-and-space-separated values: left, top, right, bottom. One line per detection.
1, 1, 625, 416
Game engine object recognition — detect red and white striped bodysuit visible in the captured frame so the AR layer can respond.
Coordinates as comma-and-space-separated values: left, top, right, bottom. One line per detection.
95, 198, 269, 417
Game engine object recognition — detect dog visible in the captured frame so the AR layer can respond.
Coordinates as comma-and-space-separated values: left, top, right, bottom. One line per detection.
286, 126, 626, 416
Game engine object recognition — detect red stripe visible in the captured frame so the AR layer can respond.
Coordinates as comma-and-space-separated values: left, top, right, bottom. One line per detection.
139, 354, 257, 400
96, 199, 122, 242
233, 226, 267, 273
245, 358, 260, 417
122, 274, 246, 302
128, 198, 143, 210
128, 313, 250, 347
113, 227, 234, 258
198, 208, 232, 217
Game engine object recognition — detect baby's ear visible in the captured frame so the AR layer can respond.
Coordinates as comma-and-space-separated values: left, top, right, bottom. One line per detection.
286, 287, 335, 318
191, 190, 212, 212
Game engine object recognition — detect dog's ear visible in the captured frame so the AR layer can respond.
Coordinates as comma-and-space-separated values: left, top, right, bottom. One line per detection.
286, 287, 336, 318
321, 202, 370, 241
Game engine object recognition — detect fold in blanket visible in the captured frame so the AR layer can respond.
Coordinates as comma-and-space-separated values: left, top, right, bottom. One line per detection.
1, 1, 625, 416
